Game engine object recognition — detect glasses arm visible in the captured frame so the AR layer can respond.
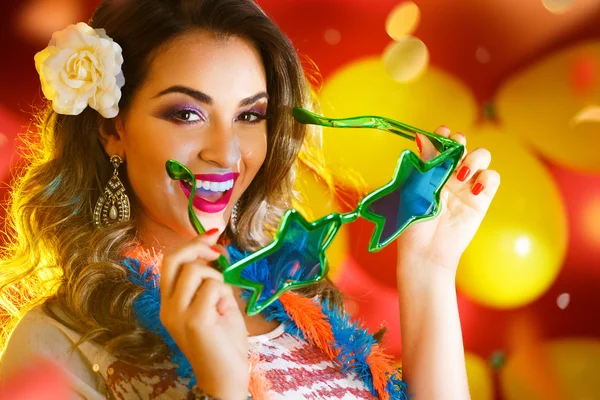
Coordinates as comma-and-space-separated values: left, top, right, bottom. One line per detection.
292, 107, 459, 153
165, 160, 230, 272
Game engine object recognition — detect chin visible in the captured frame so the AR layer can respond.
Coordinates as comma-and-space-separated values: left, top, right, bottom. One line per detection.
196, 214, 227, 232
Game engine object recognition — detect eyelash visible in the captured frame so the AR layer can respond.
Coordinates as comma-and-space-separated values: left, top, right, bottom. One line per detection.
238, 111, 267, 124
167, 109, 267, 125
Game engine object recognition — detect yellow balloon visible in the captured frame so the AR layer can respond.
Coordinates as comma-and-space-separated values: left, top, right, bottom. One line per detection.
293, 163, 349, 280
496, 41, 600, 172
457, 125, 567, 308
320, 57, 477, 190
465, 353, 494, 400
501, 338, 600, 400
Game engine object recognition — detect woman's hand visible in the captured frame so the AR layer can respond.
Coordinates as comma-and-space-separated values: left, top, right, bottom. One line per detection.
160, 230, 249, 400
397, 126, 501, 273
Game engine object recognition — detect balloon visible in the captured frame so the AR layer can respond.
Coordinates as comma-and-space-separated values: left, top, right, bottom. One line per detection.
293, 163, 349, 280
500, 338, 600, 400
382, 37, 429, 82
465, 353, 494, 400
456, 125, 567, 308
496, 41, 600, 172
319, 57, 477, 190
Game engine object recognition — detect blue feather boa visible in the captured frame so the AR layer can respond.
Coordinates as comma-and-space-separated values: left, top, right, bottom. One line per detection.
124, 245, 409, 399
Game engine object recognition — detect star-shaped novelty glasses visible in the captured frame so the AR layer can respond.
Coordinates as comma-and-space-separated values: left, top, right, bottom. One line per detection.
166, 108, 464, 315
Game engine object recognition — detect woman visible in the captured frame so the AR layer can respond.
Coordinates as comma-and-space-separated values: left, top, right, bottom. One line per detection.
0, 0, 500, 399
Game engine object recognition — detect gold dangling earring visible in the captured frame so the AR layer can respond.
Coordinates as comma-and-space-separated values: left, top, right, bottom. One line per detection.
230, 200, 239, 233
93, 155, 130, 227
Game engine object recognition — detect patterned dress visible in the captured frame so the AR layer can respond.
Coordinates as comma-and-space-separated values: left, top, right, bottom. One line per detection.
1, 306, 376, 399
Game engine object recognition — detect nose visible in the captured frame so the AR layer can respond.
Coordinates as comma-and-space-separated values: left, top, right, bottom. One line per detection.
198, 120, 241, 168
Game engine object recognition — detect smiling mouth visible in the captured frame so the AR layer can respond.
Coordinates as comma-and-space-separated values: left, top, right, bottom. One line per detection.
179, 173, 240, 214
182, 180, 233, 202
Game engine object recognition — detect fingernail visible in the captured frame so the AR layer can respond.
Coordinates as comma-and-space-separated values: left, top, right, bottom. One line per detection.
440, 125, 449, 130
457, 166, 471, 182
415, 134, 423, 153
205, 228, 219, 236
472, 183, 484, 195
210, 245, 222, 254
456, 132, 464, 138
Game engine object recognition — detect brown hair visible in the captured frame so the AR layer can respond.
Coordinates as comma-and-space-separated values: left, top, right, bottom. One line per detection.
0, 0, 349, 364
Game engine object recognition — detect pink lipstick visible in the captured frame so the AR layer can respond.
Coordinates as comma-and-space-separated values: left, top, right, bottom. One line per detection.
179, 172, 240, 214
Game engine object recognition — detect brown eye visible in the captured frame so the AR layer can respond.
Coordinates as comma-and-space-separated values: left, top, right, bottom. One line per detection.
167, 109, 203, 124
238, 111, 266, 124
174, 110, 201, 122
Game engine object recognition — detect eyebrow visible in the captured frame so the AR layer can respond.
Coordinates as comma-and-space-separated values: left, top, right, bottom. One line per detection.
153, 85, 269, 107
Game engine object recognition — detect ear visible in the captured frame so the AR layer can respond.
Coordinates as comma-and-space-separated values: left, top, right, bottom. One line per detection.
99, 117, 126, 159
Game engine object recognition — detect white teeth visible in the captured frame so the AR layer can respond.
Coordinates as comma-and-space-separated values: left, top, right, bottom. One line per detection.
195, 179, 234, 193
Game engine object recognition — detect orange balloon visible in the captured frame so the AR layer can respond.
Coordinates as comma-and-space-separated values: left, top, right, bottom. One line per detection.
501, 338, 600, 400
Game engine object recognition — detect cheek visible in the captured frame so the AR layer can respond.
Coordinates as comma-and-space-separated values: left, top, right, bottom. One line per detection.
123, 127, 191, 211
240, 132, 267, 176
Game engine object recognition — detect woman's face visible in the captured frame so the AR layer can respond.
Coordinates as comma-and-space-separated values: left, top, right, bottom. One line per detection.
104, 31, 268, 248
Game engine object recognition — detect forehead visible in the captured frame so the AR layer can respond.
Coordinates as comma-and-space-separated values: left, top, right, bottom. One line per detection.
144, 30, 267, 96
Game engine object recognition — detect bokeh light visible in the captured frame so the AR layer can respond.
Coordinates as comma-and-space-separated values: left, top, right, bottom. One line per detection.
476, 46, 491, 64
382, 37, 429, 82
556, 293, 570, 310
514, 236, 532, 257
569, 55, 597, 95
385, 2, 421, 40
324, 28, 341, 45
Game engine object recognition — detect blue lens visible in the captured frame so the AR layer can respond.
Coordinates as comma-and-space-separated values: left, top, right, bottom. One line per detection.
368, 159, 453, 244
240, 217, 332, 305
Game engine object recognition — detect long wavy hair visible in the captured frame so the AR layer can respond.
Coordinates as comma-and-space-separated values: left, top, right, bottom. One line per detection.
0, 0, 357, 364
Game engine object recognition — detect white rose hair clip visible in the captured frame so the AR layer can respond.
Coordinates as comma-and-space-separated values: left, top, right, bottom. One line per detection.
34, 22, 125, 118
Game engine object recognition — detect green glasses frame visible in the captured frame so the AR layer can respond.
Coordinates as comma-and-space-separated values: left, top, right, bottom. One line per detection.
166, 108, 464, 315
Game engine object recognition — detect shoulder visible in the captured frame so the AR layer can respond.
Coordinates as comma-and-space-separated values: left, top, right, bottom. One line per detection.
0, 305, 109, 399
2, 305, 83, 364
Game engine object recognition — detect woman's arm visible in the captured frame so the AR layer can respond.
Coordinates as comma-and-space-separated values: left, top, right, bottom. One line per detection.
397, 256, 470, 400
393, 125, 499, 399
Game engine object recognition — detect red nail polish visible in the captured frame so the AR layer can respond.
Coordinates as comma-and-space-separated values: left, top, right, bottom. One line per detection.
472, 183, 484, 195
440, 125, 449, 130
205, 228, 219, 235
457, 166, 470, 182
415, 135, 423, 153
210, 246, 222, 254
